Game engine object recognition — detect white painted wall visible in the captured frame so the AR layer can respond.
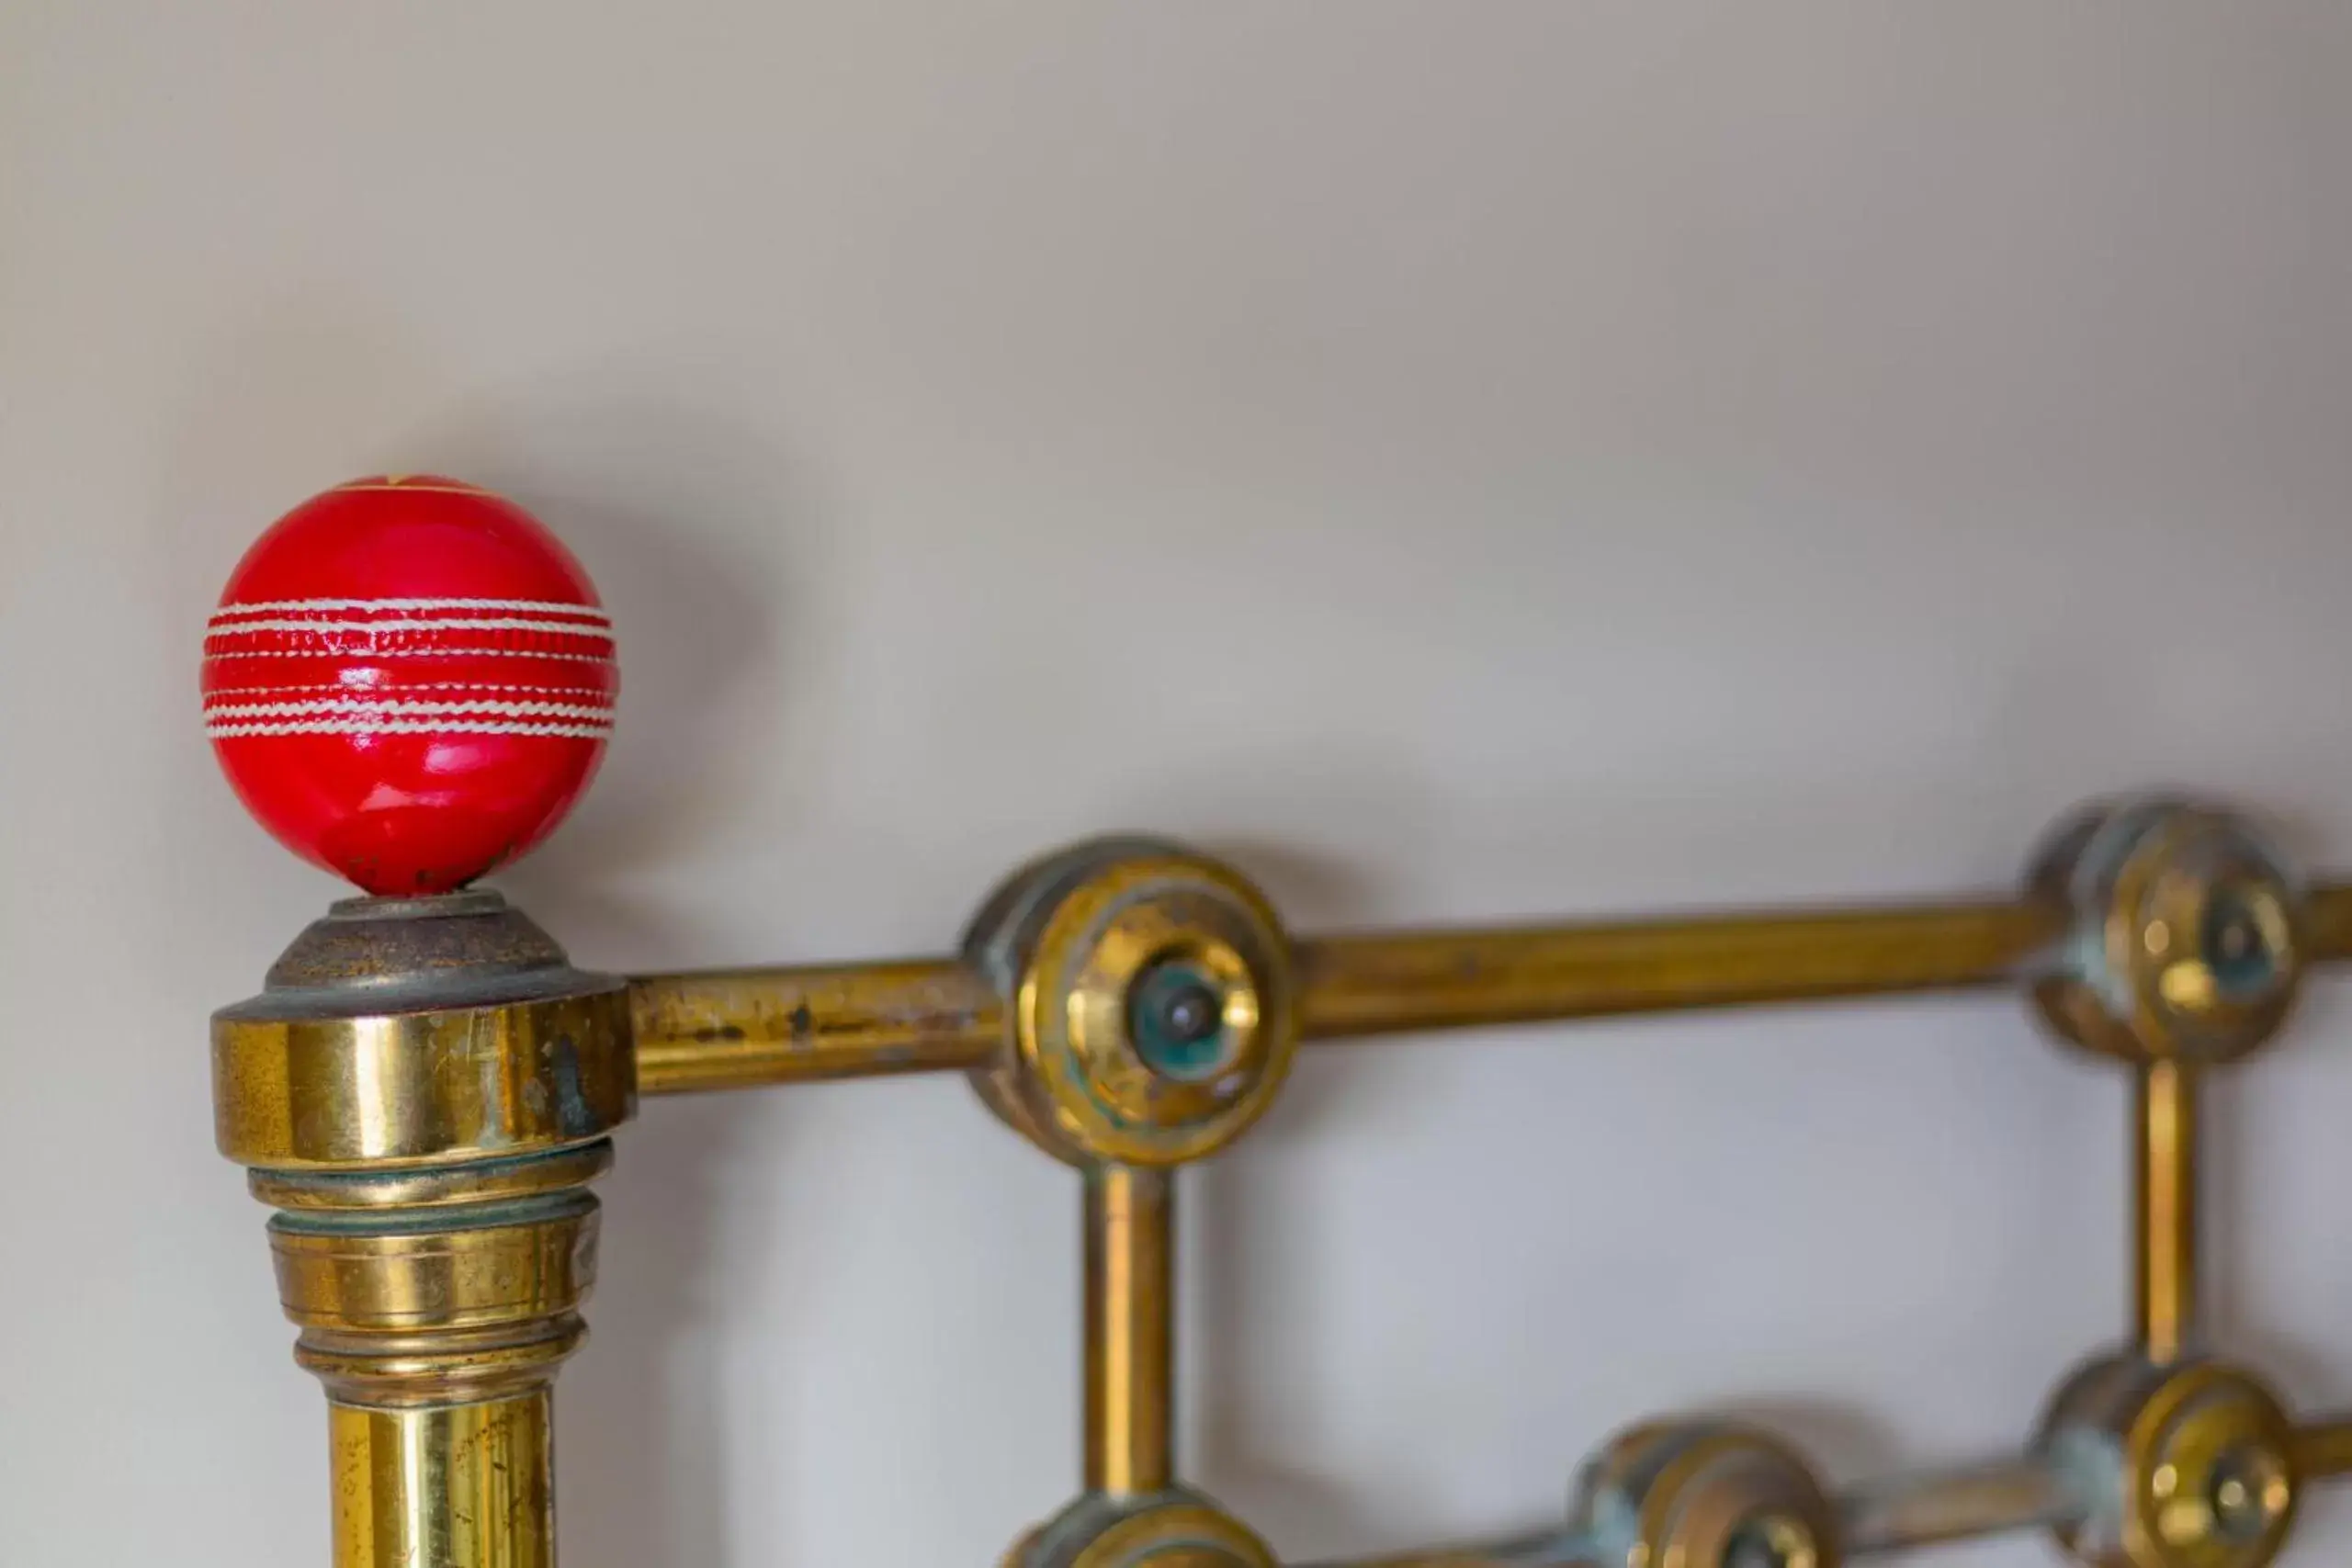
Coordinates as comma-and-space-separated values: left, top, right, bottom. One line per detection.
5, 6, 2352, 1564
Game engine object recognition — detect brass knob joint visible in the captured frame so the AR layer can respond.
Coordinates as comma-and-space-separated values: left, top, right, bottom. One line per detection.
2037, 1354, 2300, 1568
964, 836, 1300, 1170
2030, 798, 2304, 1069
213, 891, 635, 1568
2028, 800, 2307, 1371
973, 840, 1295, 1567
1570, 1424, 1839, 1568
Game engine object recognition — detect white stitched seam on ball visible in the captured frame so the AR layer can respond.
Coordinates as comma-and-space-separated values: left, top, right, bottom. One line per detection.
201, 682, 613, 698
206, 718, 613, 739
203, 698, 613, 721
212, 596, 611, 618
206, 616, 612, 637
203, 648, 614, 663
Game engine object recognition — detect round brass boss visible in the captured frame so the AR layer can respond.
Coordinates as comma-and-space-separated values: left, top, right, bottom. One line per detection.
1011, 1495, 1276, 1568
965, 839, 1298, 1168
1574, 1422, 1839, 1568
2029, 800, 2303, 1066
2038, 1354, 2300, 1568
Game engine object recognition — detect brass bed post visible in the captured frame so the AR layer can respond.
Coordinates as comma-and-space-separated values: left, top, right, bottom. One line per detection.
201, 474, 631, 1566
213, 894, 635, 1568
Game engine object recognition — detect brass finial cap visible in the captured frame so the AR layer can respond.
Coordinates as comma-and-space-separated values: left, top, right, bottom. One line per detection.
213, 889, 635, 1170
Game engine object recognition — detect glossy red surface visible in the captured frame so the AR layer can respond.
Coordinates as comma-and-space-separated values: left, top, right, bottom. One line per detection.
202, 477, 616, 895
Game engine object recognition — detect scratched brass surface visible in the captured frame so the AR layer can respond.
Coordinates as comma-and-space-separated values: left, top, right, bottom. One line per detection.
1291, 899, 2061, 1040
2135, 1062, 2200, 1364
624, 875, 2352, 1089
331, 1393, 555, 1568
214, 988, 634, 1168
630, 900, 2064, 1095
272, 1196, 596, 1341
631, 958, 1000, 1092
1085, 1164, 1173, 1497
215, 891, 630, 1565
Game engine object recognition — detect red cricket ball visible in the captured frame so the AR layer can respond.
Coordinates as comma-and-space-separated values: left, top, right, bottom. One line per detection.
202, 476, 616, 896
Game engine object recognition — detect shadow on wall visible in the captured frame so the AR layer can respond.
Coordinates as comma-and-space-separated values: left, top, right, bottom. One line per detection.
463, 395, 813, 1564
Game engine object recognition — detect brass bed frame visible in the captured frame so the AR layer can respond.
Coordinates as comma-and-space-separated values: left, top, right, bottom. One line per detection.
210, 795, 2352, 1567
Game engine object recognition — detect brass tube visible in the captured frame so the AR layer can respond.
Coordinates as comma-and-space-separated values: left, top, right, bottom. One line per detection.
1302, 1532, 1578, 1566
621, 878, 2352, 1091
1308, 1456, 2080, 1567
630, 958, 1001, 1093
2307, 881, 2352, 962
631, 900, 2068, 1093
331, 1392, 555, 1568
1085, 1163, 1174, 1496
1838, 1454, 2079, 1555
1292, 899, 2064, 1041
2291, 1418, 2352, 1480
2135, 1060, 2200, 1364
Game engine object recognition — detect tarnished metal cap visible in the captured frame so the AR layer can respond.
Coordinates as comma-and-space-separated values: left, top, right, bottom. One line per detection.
1573, 1421, 1841, 1568
2038, 1352, 2300, 1568
2030, 799, 2304, 1066
213, 889, 635, 1170
965, 838, 1299, 1168
1008, 1492, 1276, 1568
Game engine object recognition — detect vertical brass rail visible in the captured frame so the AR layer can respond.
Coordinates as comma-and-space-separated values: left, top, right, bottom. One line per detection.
331, 1394, 556, 1568
1085, 1163, 1175, 1497
2135, 1060, 2200, 1363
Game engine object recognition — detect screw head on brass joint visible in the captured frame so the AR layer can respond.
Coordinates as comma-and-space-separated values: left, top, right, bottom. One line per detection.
1571, 1421, 1840, 1568
963, 837, 1298, 1168
2036, 1352, 2300, 1568
202, 474, 617, 896
2028, 798, 2303, 1066
1005, 1493, 1276, 1568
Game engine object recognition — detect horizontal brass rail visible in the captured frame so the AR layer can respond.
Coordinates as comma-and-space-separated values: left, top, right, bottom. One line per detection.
630, 882, 2352, 1094
2309, 883, 2352, 963
1296, 1530, 1573, 1567
2293, 1417, 2352, 1481
1305, 1452, 2079, 1566
1291, 898, 2060, 1040
1836, 1453, 2077, 1554
632, 959, 1000, 1094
